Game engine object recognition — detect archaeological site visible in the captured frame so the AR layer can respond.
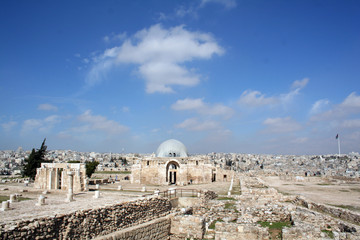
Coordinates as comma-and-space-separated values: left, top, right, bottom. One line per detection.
1, 139, 360, 239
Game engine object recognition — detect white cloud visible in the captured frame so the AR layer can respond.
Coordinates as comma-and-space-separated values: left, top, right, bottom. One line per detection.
280, 78, 309, 104
175, 5, 197, 18
103, 32, 127, 43
175, 118, 220, 131
263, 117, 302, 133
151, 128, 160, 133
238, 78, 309, 108
238, 90, 278, 107
22, 115, 61, 133
341, 92, 360, 108
172, 98, 205, 111
1, 121, 17, 132
172, 98, 233, 118
76, 110, 128, 134
122, 106, 130, 113
311, 92, 360, 121
87, 24, 224, 93
310, 99, 329, 115
38, 103, 58, 111
341, 119, 360, 128
291, 77, 309, 89
201, 0, 237, 9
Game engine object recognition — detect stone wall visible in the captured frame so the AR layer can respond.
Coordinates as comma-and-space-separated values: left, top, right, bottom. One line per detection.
214, 222, 270, 240
131, 157, 233, 186
170, 215, 205, 239
0, 197, 171, 240
293, 196, 360, 225
95, 215, 171, 240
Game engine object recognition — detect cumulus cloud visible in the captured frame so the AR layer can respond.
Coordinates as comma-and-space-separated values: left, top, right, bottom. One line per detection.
87, 24, 224, 93
172, 98, 233, 118
311, 92, 360, 121
175, 118, 220, 131
38, 103, 58, 111
263, 117, 302, 133
238, 78, 309, 108
310, 99, 329, 115
238, 90, 278, 107
291, 78, 309, 89
76, 110, 128, 134
22, 115, 61, 133
1, 121, 17, 132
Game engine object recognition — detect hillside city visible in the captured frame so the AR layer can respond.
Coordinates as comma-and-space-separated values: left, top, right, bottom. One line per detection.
1, 147, 359, 178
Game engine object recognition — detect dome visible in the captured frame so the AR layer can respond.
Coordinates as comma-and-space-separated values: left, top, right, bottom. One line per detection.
156, 139, 188, 158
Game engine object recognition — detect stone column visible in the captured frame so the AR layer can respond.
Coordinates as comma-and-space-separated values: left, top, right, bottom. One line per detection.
36, 195, 46, 206
54, 168, 59, 189
48, 169, 52, 190
1, 200, 10, 211
9, 194, 17, 203
65, 171, 75, 202
94, 190, 100, 199
84, 178, 89, 191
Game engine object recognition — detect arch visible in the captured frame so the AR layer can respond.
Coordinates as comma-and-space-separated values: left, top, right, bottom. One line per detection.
166, 160, 180, 185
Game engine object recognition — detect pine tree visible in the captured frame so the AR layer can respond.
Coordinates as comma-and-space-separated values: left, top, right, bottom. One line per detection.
23, 138, 51, 180
85, 161, 99, 178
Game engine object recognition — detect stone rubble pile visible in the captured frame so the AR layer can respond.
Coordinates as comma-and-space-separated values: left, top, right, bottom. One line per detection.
188, 175, 360, 240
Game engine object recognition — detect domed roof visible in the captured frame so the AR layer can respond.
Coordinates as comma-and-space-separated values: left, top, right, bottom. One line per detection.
156, 139, 188, 158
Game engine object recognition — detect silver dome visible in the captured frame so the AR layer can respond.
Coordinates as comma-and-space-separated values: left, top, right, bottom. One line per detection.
155, 139, 188, 157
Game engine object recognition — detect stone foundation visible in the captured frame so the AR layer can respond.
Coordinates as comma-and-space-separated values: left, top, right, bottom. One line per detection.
95, 215, 171, 240
0, 197, 171, 240
293, 196, 360, 225
170, 215, 205, 239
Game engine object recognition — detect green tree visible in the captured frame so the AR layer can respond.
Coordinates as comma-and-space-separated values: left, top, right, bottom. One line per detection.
85, 161, 99, 178
120, 157, 128, 165
22, 138, 51, 180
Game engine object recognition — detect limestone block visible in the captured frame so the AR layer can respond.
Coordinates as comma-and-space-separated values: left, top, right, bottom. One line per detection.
9, 194, 17, 203
94, 190, 100, 199
1, 200, 10, 211
36, 195, 46, 206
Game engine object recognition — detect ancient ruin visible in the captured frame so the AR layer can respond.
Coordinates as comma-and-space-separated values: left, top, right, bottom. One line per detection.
131, 139, 233, 185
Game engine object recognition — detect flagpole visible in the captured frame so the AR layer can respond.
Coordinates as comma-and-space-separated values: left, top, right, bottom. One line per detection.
338, 135, 341, 156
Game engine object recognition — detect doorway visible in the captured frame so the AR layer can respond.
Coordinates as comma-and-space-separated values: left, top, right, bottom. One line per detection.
166, 161, 179, 185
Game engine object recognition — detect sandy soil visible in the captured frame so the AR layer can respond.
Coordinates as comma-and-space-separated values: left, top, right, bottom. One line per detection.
262, 176, 360, 210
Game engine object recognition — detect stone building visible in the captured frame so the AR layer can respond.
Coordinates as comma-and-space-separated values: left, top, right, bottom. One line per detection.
34, 163, 87, 192
131, 139, 233, 185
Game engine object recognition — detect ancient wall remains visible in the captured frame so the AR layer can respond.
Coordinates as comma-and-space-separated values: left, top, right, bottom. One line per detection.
95, 215, 171, 240
214, 222, 269, 240
293, 196, 360, 225
0, 197, 171, 240
34, 163, 87, 192
170, 215, 205, 239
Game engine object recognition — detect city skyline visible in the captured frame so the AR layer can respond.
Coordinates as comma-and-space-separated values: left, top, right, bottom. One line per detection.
1, 0, 360, 155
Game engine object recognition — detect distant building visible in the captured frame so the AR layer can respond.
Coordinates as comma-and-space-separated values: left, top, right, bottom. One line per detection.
131, 139, 233, 185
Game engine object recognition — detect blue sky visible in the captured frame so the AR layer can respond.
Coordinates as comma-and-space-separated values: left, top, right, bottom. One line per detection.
1, 0, 360, 155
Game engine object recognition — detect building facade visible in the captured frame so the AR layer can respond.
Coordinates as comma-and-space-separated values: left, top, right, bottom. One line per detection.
131, 139, 233, 185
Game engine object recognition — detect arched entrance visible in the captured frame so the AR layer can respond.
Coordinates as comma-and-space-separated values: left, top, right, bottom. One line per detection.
166, 161, 179, 185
